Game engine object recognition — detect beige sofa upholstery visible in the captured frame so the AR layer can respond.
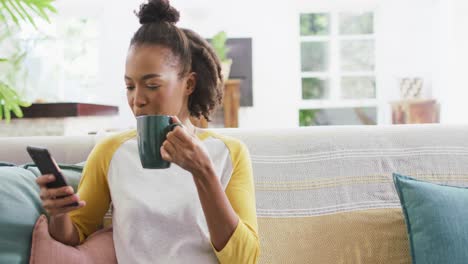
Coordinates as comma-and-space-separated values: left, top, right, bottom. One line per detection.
1, 124, 467, 263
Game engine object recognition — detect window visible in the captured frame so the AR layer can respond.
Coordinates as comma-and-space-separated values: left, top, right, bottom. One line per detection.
299, 11, 377, 126
22, 17, 99, 103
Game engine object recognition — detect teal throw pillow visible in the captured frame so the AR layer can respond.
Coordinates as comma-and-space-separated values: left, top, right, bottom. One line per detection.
393, 173, 468, 264
0, 166, 45, 264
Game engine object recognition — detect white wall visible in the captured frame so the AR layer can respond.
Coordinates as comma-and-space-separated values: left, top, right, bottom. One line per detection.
439, 0, 468, 124
43, 0, 467, 129
376, 0, 441, 124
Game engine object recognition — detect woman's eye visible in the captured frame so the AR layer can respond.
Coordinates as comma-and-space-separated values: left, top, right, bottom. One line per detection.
147, 85, 160, 90
126, 86, 135, 91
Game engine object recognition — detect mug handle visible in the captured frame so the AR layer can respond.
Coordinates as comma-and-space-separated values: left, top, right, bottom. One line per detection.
164, 122, 182, 136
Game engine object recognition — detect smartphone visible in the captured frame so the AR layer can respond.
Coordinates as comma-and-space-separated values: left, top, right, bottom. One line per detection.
26, 146, 79, 206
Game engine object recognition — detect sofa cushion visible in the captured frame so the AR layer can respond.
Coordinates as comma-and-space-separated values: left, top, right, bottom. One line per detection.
30, 215, 116, 264
258, 208, 410, 263
0, 165, 45, 264
393, 173, 468, 264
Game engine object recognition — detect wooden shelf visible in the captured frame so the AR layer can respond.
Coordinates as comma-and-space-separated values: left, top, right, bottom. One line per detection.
17, 103, 119, 118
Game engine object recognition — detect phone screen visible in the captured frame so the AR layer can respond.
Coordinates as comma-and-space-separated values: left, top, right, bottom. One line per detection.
27, 146, 79, 206
26, 146, 69, 189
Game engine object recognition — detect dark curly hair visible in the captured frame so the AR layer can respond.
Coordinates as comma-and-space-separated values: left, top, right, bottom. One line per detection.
131, 0, 223, 121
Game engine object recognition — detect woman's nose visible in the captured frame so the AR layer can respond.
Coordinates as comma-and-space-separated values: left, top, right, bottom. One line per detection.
134, 88, 147, 107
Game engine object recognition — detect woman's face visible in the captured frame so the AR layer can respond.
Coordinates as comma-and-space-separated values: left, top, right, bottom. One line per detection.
124, 44, 194, 118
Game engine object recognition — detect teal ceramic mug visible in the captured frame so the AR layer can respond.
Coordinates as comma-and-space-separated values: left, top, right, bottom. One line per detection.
137, 115, 182, 169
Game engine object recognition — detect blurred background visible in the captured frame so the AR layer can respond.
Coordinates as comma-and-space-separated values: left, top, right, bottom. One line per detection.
1, 0, 467, 136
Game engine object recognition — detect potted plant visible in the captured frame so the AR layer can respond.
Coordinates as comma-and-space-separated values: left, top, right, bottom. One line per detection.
0, 0, 56, 123
210, 31, 232, 81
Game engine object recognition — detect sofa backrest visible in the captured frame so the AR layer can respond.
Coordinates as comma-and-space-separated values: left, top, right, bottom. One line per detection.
220, 124, 468, 263
0, 135, 96, 165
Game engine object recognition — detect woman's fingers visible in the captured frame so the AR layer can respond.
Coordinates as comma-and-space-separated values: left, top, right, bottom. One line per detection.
35, 174, 85, 216
43, 194, 80, 209
166, 129, 184, 146
163, 137, 177, 153
42, 193, 86, 216
40, 185, 74, 200
161, 137, 176, 162
36, 174, 55, 186
175, 125, 193, 141
160, 145, 172, 162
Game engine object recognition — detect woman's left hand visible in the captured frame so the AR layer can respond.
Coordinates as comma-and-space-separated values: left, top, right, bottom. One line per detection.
160, 116, 213, 177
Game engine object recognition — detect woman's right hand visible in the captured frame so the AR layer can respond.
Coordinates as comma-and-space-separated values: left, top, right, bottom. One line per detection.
36, 174, 86, 217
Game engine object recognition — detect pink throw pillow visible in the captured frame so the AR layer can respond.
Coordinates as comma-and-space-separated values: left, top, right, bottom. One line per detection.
29, 215, 117, 264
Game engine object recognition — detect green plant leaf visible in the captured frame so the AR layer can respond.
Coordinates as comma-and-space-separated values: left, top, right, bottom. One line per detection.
11, 102, 23, 117
13, 0, 36, 27
18, 100, 31, 107
8, 0, 26, 22
0, 88, 15, 106
1, 0, 56, 28
1, 0, 20, 25
45, 4, 56, 14
40, 0, 57, 13
3, 100, 11, 123
22, 0, 50, 23
0, 80, 30, 122
211, 31, 231, 62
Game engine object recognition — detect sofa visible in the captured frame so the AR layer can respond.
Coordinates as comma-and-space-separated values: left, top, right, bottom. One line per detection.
1, 124, 467, 263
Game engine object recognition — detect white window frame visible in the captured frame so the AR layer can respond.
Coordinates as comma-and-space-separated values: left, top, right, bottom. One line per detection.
298, 6, 384, 125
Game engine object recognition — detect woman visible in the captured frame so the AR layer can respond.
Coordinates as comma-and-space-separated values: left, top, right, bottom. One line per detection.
35, 0, 259, 263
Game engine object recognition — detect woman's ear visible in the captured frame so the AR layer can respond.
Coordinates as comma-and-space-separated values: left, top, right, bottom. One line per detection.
185, 72, 197, 96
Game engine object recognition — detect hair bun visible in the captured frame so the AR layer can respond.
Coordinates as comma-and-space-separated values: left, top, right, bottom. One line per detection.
136, 0, 180, 25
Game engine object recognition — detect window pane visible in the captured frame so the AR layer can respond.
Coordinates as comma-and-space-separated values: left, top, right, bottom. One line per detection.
302, 78, 329, 99
299, 107, 377, 126
59, 18, 99, 101
300, 13, 330, 36
341, 76, 376, 99
339, 12, 374, 35
301, 41, 329, 72
25, 38, 62, 101
340, 40, 374, 71
24, 18, 99, 103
